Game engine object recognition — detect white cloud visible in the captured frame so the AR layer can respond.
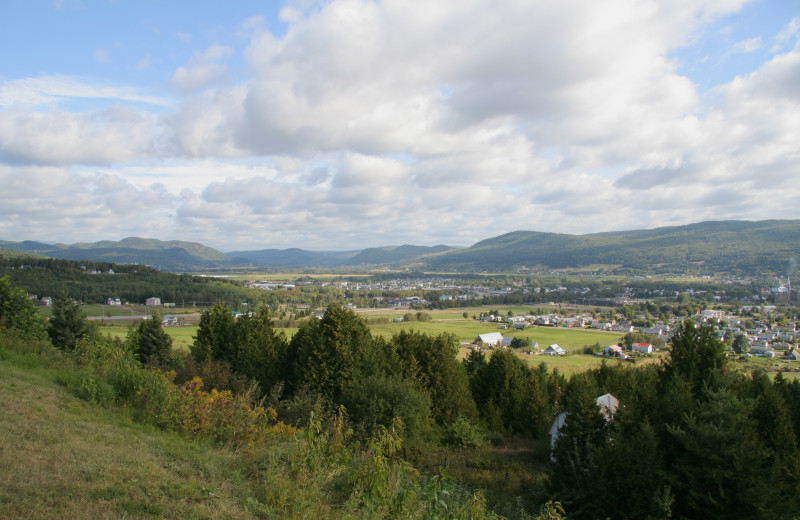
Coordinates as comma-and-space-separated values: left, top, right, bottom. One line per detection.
0, 105, 163, 165
732, 36, 762, 53
773, 17, 799, 51
171, 44, 233, 92
0, 75, 168, 109
0, 165, 177, 241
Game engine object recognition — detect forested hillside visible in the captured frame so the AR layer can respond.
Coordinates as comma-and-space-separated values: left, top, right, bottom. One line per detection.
422, 219, 800, 274
0, 258, 266, 306
2, 219, 798, 274
0, 237, 232, 271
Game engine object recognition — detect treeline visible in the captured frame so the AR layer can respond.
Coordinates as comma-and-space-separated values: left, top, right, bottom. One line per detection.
1, 258, 276, 307
187, 303, 564, 446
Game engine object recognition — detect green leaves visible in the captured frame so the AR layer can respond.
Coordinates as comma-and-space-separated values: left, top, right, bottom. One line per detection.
0, 276, 47, 341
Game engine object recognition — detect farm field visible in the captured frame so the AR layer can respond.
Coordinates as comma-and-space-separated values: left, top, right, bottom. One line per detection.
98, 324, 199, 352
89, 307, 800, 381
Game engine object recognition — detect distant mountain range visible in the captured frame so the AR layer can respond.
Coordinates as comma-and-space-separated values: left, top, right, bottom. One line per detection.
2, 220, 799, 275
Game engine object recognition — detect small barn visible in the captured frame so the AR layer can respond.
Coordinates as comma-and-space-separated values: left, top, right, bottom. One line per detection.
543, 344, 565, 356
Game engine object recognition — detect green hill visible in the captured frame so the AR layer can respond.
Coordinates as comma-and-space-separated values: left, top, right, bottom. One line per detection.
0, 257, 271, 306
2, 219, 798, 274
345, 244, 458, 266
0, 238, 230, 271
227, 247, 360, 267
422, 220, 800, 275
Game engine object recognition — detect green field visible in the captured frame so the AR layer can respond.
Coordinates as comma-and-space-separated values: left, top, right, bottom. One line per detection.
99, 324, 199, 352
90, 304, 800, 381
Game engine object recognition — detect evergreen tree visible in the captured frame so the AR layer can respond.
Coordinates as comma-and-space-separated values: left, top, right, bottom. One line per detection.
392, 330, 477, 425
471, 349, 544, 434
232, 306, 289, 393
127, 314, 173, 367
47, 293, 94, 350
191, 303, 235, 363
289, 304, 373, 402
668, 384, 770, 519
664, 321, 727, 395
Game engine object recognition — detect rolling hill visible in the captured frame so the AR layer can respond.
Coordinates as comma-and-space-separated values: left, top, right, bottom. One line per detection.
419, 220, 800, 275
0, 238, 230, 271
2, 219, 798, 275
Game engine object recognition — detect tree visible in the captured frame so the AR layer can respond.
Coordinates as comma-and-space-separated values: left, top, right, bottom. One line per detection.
191, 304, 235, 363
290, 304, 374, 401
232, 306, 289, 393
510, 336, 532, 349
732, 334, 750, 355
127, 314, 173, 367
668, 385, 771, 519
392, 330, 477, 425
663, 321, 727, 395
0, 276, 46, 340
471, 349, 544, 434
47, 294, 93, 350
340, 372, 435, 444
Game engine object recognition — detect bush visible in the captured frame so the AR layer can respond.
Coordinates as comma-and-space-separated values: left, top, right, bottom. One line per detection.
443, 415, 487, 448
341, 373, 435, 444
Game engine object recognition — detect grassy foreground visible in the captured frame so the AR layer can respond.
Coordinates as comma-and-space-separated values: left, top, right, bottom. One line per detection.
0, 362, 252, 519
0, 337, 562, 519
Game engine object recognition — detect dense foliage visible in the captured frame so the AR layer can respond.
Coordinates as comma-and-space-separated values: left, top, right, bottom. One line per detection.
549, 322, 800, 519
1, 258, 276, 306
0, 275, 47, 340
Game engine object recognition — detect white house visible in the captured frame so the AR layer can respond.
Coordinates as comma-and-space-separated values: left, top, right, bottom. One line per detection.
548, 393, 619, 462
145, 297, 161, 307
701, 309, 725, 320
475, 333, 504, 346
631, 342, 653, 354
544, 344, 566, 356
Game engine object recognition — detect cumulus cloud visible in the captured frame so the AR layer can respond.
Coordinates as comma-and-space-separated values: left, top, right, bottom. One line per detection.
3, 0, 799, 250
0, 165, 177, 241
0, 105, 163, 165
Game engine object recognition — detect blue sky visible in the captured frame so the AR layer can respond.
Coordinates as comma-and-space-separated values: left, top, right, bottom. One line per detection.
1, 0, 798, 251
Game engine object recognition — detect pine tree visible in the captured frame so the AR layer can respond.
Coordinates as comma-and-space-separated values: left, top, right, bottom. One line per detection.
128, 314, 173, 367
47, 293, 93, 350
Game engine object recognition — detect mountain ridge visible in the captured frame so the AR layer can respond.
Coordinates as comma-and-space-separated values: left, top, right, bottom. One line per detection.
2, 219, 798, 274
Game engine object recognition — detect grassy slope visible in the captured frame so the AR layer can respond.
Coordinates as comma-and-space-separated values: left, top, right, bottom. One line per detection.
0, 362, 253, 520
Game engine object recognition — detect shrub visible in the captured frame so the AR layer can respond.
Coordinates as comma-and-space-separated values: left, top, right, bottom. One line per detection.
443, 415, 487, 449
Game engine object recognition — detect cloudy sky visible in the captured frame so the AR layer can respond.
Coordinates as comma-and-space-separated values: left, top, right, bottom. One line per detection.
1, 0, 798, 251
